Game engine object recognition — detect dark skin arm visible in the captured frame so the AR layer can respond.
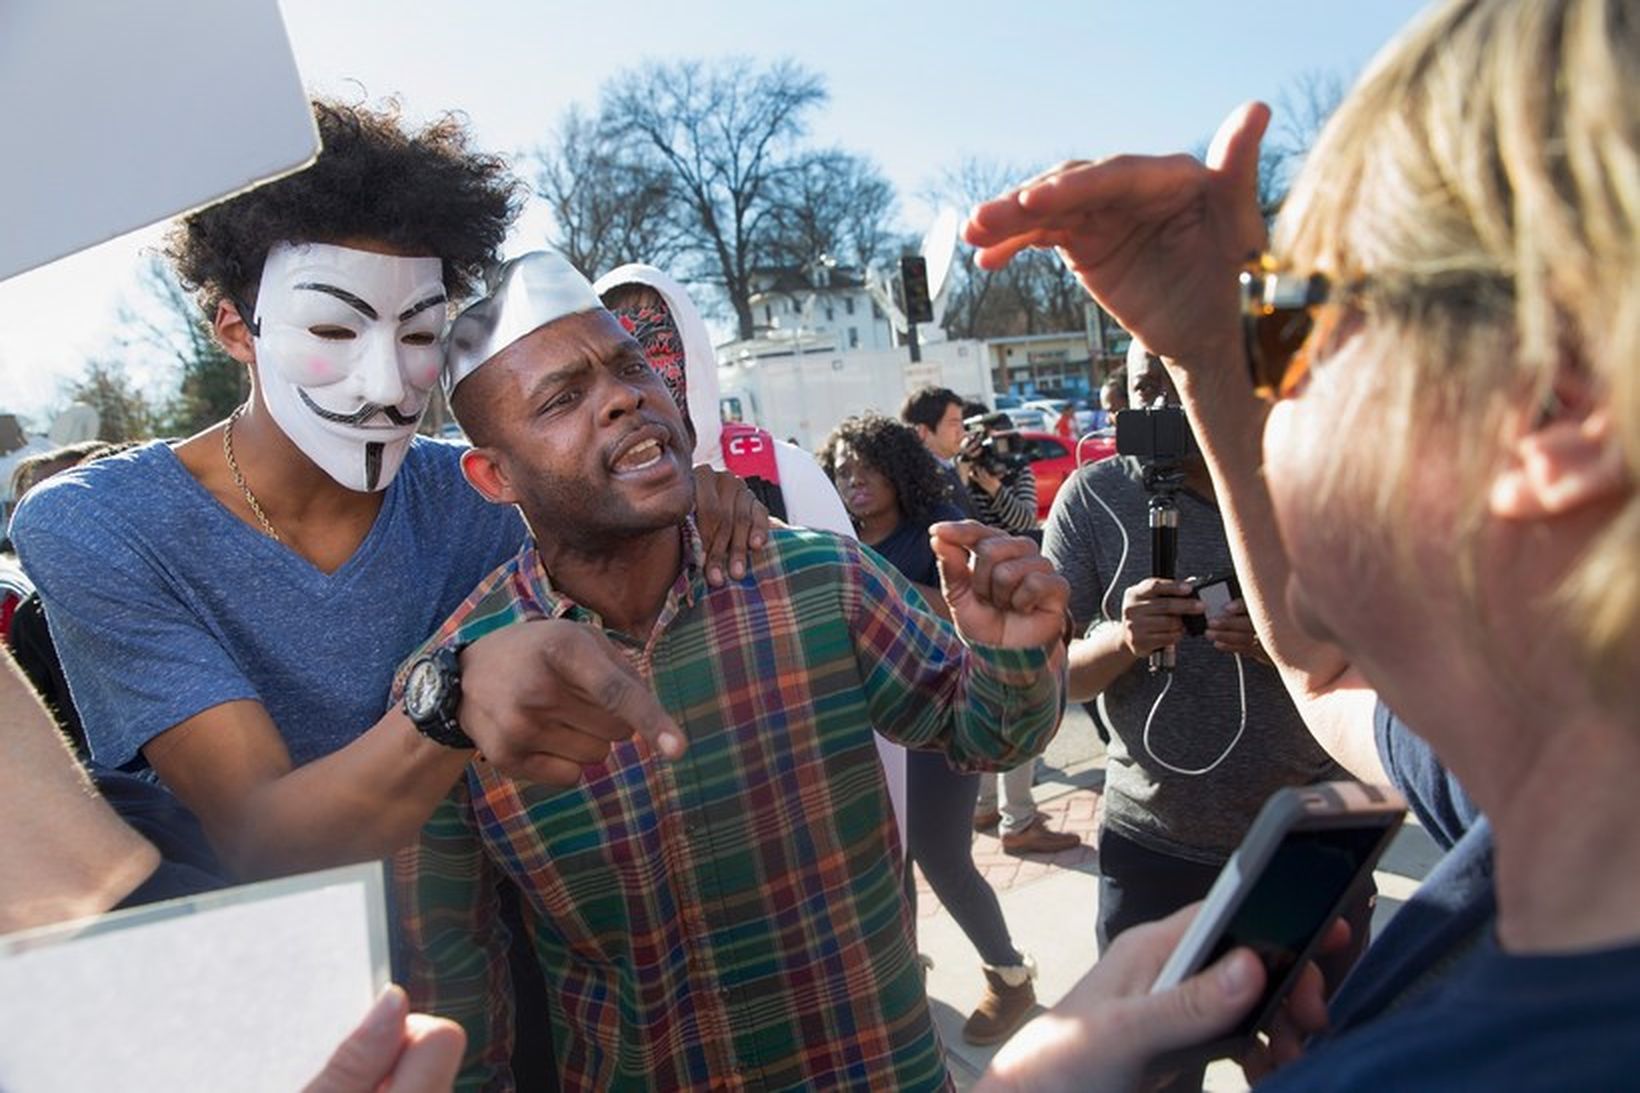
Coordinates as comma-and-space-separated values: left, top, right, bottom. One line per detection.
149, 468, 768, 881
693, 464, 771, 585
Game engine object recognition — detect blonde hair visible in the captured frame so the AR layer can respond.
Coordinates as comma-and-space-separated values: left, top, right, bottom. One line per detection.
1276, 0, 1640, 687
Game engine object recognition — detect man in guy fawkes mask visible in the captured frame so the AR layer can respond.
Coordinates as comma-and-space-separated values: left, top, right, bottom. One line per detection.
248, 241, 448, 493
8, 100, 769, 894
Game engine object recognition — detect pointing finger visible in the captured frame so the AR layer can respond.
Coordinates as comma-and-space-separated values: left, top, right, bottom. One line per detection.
548, 628, 686, 759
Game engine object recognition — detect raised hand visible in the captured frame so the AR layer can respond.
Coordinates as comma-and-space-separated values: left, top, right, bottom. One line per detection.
962, 102, 1272, 368
929, 521, 1069, 650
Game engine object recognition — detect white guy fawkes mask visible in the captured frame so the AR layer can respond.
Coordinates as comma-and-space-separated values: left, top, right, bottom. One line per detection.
250, 242, 447, 492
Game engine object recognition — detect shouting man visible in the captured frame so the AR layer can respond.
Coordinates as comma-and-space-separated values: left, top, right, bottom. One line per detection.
393, 252, 1069, 1091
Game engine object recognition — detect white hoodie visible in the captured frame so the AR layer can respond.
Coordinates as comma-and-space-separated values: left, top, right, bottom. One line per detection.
594, 263, 904, 846
594, 264, 853, 538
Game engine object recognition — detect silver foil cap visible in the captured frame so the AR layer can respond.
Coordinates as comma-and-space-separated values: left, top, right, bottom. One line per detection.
443, 251, 603, 395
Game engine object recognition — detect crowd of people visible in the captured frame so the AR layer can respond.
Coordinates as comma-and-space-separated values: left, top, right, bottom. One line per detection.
4, 0, 1638, 1088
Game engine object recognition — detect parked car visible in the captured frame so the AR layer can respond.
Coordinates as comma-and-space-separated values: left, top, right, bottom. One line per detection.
1015, 429, 1117, 521
997, 405, 1048, 433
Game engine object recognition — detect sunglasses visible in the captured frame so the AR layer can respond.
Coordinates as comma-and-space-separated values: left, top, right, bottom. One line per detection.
1239, 258, 1335, 400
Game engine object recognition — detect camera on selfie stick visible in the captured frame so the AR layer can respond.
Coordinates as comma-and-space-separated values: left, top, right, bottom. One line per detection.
1115, 406, 1198, 672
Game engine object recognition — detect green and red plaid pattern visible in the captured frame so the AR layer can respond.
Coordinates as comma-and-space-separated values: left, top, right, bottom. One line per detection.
392, 525, 1062, 1091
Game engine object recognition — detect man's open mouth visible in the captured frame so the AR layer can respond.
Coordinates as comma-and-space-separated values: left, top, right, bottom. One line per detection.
608, 423, 675, 476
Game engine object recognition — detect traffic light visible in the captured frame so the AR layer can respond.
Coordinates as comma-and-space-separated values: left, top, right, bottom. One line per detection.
900, 255, 934, 324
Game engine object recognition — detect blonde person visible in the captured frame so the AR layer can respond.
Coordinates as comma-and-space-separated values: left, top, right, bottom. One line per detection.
963, 0, 1640, 1088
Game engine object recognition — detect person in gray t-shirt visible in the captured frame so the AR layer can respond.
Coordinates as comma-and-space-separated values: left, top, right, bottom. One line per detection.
1043, 345, 1351, 954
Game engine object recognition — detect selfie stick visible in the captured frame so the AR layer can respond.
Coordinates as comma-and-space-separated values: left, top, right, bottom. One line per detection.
1149, 494, 1179, 672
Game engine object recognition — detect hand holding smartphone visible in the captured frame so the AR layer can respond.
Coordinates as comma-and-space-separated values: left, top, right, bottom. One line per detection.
1149, 781, 1407, 1061
1182, 573, 1239, 637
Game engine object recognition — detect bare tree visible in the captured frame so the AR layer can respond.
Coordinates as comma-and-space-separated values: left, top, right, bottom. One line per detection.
1262, 68, 1348, 217
601, 58, 828, 339
1185, 69, 1346, 221
534, 104, 688, 280
62, 360, 157, 443
762, 149, 896, 273
530, 59, 900, 332
118, 258, 246, 436
1274, 68, 1347, 168
924, 157, 1086, 340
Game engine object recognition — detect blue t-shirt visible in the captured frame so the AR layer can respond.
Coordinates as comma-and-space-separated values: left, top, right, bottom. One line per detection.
9, 438, 524, 769
1259, 709, 1640, 1090
1373, 701, 1481, 853
1320, 705, 1494, 1033
1262, 922, 1640, 1090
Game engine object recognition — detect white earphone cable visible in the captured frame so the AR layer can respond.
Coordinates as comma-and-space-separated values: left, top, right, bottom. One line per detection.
1083, 477, 1247, 777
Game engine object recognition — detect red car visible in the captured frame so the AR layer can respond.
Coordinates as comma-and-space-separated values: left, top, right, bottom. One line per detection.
1015, 430, 1117, 522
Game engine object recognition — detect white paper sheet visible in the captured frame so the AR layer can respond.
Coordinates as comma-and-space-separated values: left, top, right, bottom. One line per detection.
0, 862, 388, 1092
0, 0, 318, 280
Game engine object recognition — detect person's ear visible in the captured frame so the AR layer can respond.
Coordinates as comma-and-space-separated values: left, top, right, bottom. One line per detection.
213, 299, 257, 365
459, 448, 521, 506
1489, 406, 1628, 520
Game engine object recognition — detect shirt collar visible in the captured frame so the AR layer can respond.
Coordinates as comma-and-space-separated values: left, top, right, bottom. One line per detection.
517, 518, 704, 633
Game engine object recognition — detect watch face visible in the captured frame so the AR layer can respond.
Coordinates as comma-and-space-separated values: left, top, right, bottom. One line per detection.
405, 658, 442, 721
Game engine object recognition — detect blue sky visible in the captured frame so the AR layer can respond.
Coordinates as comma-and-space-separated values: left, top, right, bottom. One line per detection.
0, 0, 1431, 426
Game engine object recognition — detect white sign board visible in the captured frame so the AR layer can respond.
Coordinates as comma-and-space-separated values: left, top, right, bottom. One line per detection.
0, 862, 389, 1092
0, 0, 318, 280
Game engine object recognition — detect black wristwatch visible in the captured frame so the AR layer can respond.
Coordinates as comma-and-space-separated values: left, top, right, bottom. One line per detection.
403, 644, 476, 749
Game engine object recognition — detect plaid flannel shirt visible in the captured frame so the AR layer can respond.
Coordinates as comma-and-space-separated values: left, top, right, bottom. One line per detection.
392, 524, 1063, 1091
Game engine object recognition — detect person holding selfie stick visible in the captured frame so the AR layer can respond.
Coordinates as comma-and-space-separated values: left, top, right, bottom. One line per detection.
968, 0, 1640, 1087
1044, 342, 1360, 971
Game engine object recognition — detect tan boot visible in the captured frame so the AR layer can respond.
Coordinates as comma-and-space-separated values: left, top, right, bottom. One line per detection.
1000, 813, 1081, 856
961, 957, 1038, 1045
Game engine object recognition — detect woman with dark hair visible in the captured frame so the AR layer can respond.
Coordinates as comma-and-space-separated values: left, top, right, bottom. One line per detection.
820, 412, 1041, 1047
821, 413, 960, 595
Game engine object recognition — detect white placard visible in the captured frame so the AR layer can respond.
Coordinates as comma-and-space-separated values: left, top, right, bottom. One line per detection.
0, 862, 388, 1092
0, 0, 318, 281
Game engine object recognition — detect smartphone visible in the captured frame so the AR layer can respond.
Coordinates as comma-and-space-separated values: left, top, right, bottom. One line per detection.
1183, 573, 1240, 636
1149, 781, 1407, 1055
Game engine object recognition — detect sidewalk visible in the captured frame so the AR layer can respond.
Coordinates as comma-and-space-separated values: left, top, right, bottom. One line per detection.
915, 705, 1441, 1091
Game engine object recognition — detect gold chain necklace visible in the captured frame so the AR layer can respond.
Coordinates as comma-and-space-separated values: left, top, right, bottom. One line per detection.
222, 406, 282, 542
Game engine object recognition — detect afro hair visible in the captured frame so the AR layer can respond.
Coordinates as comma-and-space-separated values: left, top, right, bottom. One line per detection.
165, 98, 522, 316
819, 412, 953, 527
